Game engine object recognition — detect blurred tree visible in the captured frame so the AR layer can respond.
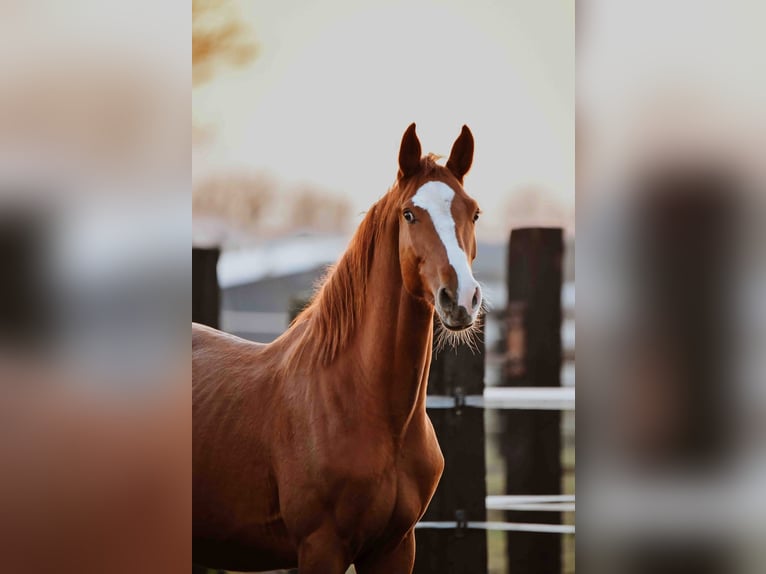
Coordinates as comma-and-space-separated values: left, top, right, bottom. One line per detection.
193, 173, 277, 234
192, 1, 259, 329
290, 186, 352, 234
193, 0, 258, 87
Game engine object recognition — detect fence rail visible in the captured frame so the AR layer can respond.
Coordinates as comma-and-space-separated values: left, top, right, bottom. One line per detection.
426, 387, 575, 411
487, 494, 575, 512
416, 521, 575, 534
416, 495, 576, 536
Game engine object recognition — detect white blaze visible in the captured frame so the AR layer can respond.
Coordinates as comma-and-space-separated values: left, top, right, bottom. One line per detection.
412, 181, 480, 314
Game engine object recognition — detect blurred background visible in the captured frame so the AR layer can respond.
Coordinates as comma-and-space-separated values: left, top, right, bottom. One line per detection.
0, 1, 190, 573
193, 1, 574, 574
578, 1, 766, 573
192, 0, 574, 248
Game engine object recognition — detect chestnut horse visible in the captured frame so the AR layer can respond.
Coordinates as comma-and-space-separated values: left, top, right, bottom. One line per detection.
193, 123, 483, 573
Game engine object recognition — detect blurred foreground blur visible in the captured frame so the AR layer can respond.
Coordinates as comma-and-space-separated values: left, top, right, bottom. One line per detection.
578, 2, 766, 573
0, 1, 189, 572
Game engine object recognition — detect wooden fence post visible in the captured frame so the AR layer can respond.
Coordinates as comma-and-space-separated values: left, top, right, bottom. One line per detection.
0, 209, 49, 350
414, 320, 487, 574
502, 228, 563, 573
191, 247, 226, 572
192, 247, 221, 329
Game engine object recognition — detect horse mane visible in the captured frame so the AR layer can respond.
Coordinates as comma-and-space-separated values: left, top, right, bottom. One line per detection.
276, 155, 451, 372
281, 189, 397, 370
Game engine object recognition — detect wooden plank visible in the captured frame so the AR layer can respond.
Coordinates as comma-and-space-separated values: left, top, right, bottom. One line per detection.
414, 320, 487, 574
482, 387, 574, 410
486, 494, 575, 512
501, 228, 564, 574
426, 387, 575, 410
192, 247, 221, 329
487, 494, 574, 504
417, 521, 575, 534
486, 494, 574, 513
474, 522, 574, 534
486, 502, 574, 512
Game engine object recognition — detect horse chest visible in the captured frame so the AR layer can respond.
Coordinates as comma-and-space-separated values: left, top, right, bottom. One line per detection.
338, 434, 443, 556
334, 419, 441, 554
304, 421, 442, 541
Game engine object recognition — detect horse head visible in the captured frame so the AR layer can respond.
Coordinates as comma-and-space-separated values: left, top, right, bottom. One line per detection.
395, 123, 483, 332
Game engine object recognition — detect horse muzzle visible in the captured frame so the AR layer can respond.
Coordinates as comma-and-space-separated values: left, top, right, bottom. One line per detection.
435, 285, 481, 330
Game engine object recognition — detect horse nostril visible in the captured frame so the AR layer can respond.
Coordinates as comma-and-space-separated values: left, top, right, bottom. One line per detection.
438, 287, 453, 309
472, 287, 480, 309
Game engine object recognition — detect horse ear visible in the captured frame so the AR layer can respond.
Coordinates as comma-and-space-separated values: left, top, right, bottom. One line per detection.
446, 125, 474, 182
398, 123, 422, 179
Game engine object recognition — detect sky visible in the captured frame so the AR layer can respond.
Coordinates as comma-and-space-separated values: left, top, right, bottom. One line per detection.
193, 0, 574, 242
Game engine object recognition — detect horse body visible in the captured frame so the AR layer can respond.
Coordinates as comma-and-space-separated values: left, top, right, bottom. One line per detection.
192, 252, 443, 572
193, 123, 481, 573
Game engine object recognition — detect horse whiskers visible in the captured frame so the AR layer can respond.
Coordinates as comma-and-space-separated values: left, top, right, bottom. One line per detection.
433, 307, 486, 355
433, 282, 492, 354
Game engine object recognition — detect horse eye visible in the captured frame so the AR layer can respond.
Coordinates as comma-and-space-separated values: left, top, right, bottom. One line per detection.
473, 212, 480, 222
403, 209, 415, 223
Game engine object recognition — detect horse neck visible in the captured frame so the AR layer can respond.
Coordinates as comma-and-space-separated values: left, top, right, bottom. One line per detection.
352, 222, 435, 435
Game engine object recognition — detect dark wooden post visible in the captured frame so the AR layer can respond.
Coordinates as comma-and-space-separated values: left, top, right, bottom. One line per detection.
633, 176, 732, 469
502, 228, 563, 573
414, 321, 487, 574
192, 247, 221, 329
192, 248, 225, 574
0, 208, 49, 350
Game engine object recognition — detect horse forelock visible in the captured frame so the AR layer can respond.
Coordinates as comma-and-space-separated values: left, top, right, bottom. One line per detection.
404, 154, 465, 195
